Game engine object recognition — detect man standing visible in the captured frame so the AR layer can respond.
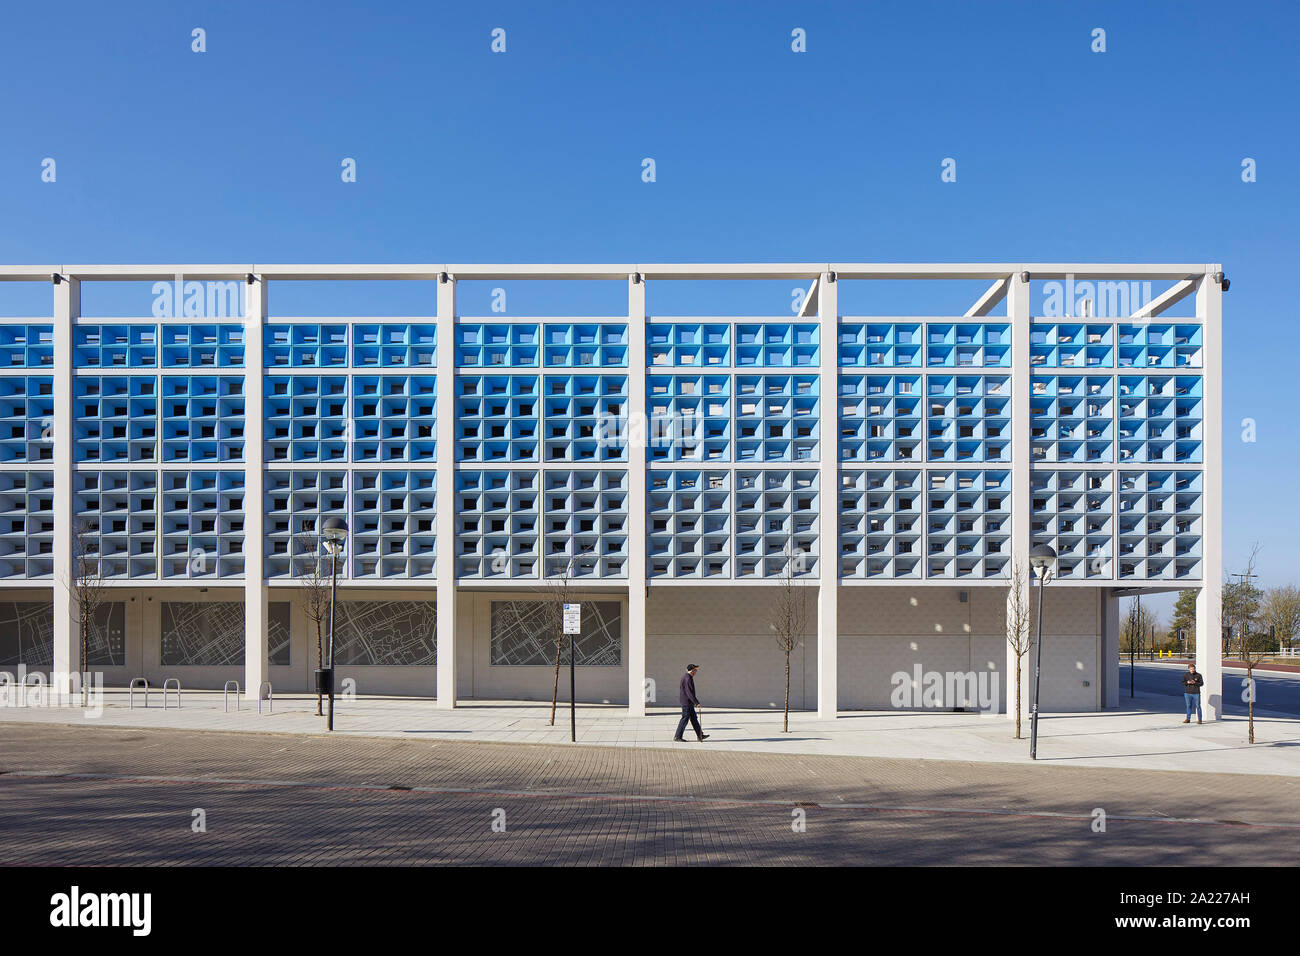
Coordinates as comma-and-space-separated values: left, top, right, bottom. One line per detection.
674, 663, 710, 742
1181, 662, 1204, 724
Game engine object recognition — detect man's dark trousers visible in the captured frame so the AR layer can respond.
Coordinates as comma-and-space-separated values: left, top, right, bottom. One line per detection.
675, 704, 703, 740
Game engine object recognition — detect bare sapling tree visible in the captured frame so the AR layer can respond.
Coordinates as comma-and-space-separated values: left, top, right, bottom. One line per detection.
1223, 543, 1265, 743
771, 543, 809, 733
70, 520, 106, 706
293, 532, 332, 716
502, 549, 586, 726
1005, 557, 1034, 739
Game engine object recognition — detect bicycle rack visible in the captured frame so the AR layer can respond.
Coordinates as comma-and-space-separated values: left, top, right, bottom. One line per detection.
258, 682, 273, 714
223, 680, 241, 712
129, 677, 149, 709
162, 678, 181, 710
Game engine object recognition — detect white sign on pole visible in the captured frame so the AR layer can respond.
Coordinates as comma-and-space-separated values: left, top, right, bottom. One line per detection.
562, 603, 581, 635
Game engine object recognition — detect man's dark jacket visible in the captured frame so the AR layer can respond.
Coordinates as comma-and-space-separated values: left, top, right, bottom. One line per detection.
1182, 670, 1204, 693
679, 671, 700, 707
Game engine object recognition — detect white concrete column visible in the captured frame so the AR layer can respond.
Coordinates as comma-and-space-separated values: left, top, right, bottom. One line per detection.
1101, 589, 1120, 708
626, 272, 647, 715
1005, 270, 1031, 719
1195, 269, 1223, 719
52, 274, 78, 698
243, 274, 269, 700
816, 271, 838, 719
435, 273, 458, 708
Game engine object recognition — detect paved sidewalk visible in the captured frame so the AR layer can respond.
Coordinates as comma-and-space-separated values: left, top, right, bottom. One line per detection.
3, 723, 1299, 866
2, 684, 1297, 776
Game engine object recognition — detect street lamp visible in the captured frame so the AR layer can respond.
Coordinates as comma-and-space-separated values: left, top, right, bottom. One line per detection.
320, 516, 348, 732
1028, 543, 1057, 760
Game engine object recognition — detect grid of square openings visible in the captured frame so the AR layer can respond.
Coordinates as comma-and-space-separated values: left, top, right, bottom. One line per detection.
925, 470, 1010, 578
648, 321, 819, 368
925, 322, 1011, 367
351, 375, 436, 462
456, 323, 538, 367
263, 470, 348, 578
74, 471, 160, 579
1117, 470, 1202, 581
840, 375, 922, 462
161, 376, 245, 463
1029, 323, 1114, 367
159, 470, 246, 578
264, 376, 348, 463
542, 470, 628, 578
544, 374, 628, 462
1117, 323, 1202, 369
1031, 375, 1113, 464
734, 469, 818, 578
735, 374, 819, 462
456, 375, 538, 462
546, 323, 628, 367
455, 469, 539, 579
74, 324, 245, 368
1029, 470, 1114, 581
73, 376, 158, 463
0, 471, 55, 578
648, 323, 730, 367
264, 323, 439, 368
839, 323, 922, 367
351, 471, 436, 578
647, 375, 730, 462
648, 470, 731, 579
352, 324, 436, 368
1117, 375, 1202, 464
0, 376, 54, 463
838, 469, 921, 579
925, 375, 1010, 463
0, 325, 53, 368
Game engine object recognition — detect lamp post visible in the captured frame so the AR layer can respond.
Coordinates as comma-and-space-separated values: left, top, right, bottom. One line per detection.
1028, 543, 1056, 760
320, 517, 348, 732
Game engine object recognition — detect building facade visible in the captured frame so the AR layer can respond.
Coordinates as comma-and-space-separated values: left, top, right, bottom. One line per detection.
0, 264, 1224, 719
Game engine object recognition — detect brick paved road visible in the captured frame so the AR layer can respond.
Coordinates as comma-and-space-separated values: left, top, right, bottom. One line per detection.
1, 723, 1297, 865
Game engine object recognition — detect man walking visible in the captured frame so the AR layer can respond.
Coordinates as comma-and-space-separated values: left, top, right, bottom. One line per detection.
1181, 662, 1204, 724
674, 663, 710, 742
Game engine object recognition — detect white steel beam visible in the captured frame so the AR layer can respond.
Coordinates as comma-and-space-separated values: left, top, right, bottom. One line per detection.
1005, 271, 1032, 720
1195, 269, 1223, 720
1130, 278, 1197, 319
964, 277, 1010, 317
52, 277, 78, 699
626, 273, 648, 716
817, 271, 839, 720
435, 275, 459, 708
243, 278, 269, 701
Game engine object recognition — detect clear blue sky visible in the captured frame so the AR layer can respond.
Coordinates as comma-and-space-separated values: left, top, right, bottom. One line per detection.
2, 0, 1296, 612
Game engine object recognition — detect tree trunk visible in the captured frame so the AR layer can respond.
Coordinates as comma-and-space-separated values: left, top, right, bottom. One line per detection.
550, 634, 562, 726
315, 616, 323, 717
1015, 659, 1022, 740
785, 653, 793, 732
1247, 664, 1254, 744
80, 612, 88, 707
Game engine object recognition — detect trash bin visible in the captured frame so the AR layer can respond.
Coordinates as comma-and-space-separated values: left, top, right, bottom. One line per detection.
315, 667, 333, 695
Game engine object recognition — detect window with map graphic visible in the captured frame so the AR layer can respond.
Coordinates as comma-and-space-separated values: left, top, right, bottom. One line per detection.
161, 602, 290, 666
0, 601, 54, 666
490, 600, 621, 666
85, 602, 126, 666
332, 601, 437, 665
